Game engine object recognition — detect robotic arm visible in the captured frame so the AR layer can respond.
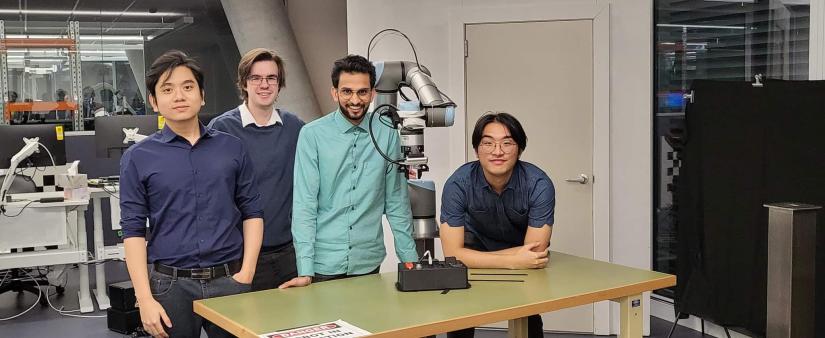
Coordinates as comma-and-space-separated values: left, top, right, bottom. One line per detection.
371, 61, 456, 256
373, 61, 456, 178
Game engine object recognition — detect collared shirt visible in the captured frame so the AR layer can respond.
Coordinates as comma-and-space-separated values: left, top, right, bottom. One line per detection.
440, 161, 555, 251
292, 109, 419, 276
208, 106, 304, 248
239, 103, 282, 127
119, 124, 263, 268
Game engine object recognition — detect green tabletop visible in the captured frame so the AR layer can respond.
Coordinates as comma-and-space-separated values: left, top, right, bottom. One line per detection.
195, 252, 675, 338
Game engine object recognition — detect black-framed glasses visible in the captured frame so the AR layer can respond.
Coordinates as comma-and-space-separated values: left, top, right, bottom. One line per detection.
247, 75, 279, 86
479, 139, 517, 154
337, 88, 371, 99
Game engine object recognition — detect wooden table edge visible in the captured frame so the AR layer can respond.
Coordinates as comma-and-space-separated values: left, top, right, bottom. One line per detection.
194, 274, 675, 338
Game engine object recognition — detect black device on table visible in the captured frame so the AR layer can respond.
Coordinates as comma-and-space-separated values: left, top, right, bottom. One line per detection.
396, 256, 470, 292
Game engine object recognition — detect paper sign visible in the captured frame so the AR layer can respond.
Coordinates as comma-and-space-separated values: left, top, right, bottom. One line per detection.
259, 320, 371, 338
157, 115, 165, 129
55, 125, 64, 140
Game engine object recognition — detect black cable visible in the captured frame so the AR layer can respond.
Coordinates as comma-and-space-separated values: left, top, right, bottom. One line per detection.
1, 200, 36, 217
366, 28, 421, 68
368, 104, 405, 167
102, 185, 119, 199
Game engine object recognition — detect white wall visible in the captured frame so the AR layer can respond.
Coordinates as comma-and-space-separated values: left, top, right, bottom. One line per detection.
348, 0, 652, 334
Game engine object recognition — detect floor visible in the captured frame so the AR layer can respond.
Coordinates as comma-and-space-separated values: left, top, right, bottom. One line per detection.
0, 262, 709, 338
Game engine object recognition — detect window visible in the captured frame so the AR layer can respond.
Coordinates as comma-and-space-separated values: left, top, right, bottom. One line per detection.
653, 0, 810, 298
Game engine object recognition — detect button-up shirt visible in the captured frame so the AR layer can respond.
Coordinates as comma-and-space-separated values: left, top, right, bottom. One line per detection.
292, 109, 418, 276
440, 161, 555, 251
119, 124, 263, 268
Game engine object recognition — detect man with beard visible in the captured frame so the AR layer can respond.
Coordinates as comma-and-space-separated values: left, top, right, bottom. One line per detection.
279, 55, 418, 288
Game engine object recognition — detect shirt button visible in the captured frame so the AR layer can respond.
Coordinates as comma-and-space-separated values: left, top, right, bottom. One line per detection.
351, 206, 355, 211
353, 165, 357, 169
352, 186, 356, 190
353, 144, 356, 148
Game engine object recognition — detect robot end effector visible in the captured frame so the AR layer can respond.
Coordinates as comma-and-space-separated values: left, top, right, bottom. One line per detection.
372, 61, 456, 178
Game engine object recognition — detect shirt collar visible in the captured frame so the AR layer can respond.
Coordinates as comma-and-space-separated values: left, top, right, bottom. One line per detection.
474, 161, 522, 192
333, 108, 370, 134
159, 123, 214, 143
239, 103, 282, 127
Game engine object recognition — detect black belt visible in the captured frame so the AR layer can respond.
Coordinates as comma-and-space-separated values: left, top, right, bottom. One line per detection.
153, 260, 242, 280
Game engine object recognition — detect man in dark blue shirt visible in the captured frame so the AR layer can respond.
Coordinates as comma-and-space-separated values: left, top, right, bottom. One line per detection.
208, 48, 303, 291
120, 50, 263, 338
440, 112, 555, 338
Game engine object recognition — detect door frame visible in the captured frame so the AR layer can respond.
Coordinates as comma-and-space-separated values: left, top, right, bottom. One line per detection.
448, 1, 611, 334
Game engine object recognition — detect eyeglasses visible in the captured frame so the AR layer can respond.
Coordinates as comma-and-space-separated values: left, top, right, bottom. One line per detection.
337, 88, 371, 100
247, 75, 279, 86
479, 139, 517, 154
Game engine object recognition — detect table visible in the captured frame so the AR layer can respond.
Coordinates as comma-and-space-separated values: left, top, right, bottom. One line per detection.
194, 252, 676, 338
88, 185, 122, 310
0, 192, 94, 312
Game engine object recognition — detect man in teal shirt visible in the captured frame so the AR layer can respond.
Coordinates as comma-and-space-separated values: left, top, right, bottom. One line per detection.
279, 55, 418, 288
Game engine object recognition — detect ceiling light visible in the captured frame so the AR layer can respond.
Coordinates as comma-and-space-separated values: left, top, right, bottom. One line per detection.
7, 34, 146, 41
0, 9, 184, 17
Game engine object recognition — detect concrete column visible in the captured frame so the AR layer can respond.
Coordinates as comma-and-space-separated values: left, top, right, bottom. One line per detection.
220, 0, 322, 121
124, 50, 146, 100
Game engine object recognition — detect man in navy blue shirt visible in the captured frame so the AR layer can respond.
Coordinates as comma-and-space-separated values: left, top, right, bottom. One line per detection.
120, 50, 263, 338
440, 112, 555, 338
208, 48, 303, 291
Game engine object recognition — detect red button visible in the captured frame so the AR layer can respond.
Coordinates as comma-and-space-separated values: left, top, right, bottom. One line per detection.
404, 262, 414, 270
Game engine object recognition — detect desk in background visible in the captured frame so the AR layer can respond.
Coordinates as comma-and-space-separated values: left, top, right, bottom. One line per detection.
195, 252, 675, 338
0, 192, 94, 312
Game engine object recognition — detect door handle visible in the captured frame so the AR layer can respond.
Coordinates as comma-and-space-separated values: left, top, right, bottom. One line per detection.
565, 174, 589, 184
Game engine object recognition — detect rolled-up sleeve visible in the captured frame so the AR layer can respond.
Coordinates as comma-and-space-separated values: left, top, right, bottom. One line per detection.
439, 177, 467, 227
234, 145, 263, 220
528, 177, 555, 227
119, 150, 148, 238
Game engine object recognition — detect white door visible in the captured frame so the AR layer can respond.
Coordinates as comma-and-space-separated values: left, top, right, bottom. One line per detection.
465, 19, 596, 333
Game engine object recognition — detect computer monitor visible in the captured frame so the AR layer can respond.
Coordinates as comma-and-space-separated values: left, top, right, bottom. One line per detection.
0, 124, 68, 170
95, 115, 160, 158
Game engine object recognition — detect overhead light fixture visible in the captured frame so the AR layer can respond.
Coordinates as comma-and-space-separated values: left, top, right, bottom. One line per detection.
0, 9, 184, 17
7, 34, 146, 41
657, 24, 747, 30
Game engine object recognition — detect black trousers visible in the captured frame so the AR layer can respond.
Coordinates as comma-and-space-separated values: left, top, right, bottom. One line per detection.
313, 266, 380, 283
251, 244, 298, 291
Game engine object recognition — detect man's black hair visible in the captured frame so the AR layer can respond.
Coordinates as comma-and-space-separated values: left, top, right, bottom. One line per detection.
471, 112, 528, 155
145, 50, 204, 97
331, 55, 376, 88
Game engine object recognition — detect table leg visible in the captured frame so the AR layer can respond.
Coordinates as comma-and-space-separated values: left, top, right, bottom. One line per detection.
613, 293, 643, 338
508, 317, 529, 338
75, 206, 94, 313
92, 197, 110, 310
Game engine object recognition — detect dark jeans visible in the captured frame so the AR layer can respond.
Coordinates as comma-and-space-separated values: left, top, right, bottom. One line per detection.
149, 270, 251, 338
251, 244, 298, 291
447, 315, 544, 338
313, 266, 380, 283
